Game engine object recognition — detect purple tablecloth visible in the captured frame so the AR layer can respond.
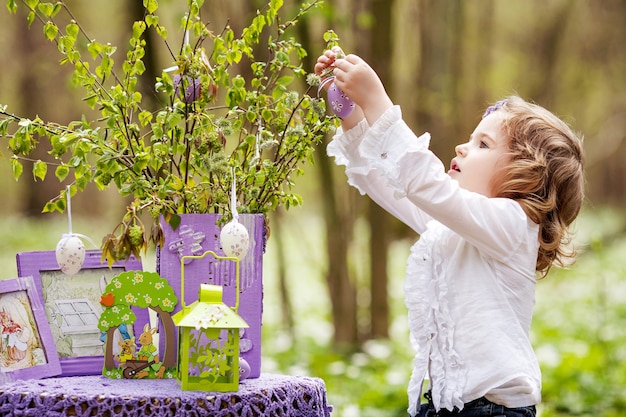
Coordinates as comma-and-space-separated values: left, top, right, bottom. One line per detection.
0, 373, 332, 416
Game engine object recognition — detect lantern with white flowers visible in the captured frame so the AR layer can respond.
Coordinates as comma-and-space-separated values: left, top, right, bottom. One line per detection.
172, 250, 248, 392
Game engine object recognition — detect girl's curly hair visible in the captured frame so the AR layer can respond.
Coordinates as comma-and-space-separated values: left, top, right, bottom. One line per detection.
489, 96, 585, 276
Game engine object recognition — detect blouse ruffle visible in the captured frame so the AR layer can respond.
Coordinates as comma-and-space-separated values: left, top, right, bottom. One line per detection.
405, 224, 467, 415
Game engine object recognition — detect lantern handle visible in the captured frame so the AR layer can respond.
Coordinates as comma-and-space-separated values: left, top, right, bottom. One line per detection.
180, 250, 241, 311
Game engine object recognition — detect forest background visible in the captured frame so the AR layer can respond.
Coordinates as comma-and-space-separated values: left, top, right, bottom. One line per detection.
0, 1, 625, 416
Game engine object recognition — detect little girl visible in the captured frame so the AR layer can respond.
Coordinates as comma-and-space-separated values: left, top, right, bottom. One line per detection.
315, 48, 584, 417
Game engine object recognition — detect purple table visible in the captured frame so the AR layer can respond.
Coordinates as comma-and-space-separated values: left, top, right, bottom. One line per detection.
0, 373, 332, 416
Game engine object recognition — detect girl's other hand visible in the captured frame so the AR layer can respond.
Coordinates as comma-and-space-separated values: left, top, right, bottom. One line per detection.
314, 46, 366, 129
331, 54, 393, 125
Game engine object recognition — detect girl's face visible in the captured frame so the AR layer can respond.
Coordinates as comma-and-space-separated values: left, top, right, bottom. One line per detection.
448, 111, 510, 197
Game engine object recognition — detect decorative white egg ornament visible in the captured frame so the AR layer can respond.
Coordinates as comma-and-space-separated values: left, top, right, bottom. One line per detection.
56, 234, 86, 276
220, 167, 250, 259
220, 219, 249, 259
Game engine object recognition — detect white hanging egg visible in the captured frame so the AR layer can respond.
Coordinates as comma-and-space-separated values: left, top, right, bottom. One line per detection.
219, 220, 249, 259
55, 234, 86, 276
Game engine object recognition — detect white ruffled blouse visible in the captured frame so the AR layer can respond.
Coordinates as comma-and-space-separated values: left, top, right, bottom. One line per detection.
327, 106, 542, 415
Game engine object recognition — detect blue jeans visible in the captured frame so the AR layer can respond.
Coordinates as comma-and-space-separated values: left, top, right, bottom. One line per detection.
417, 393, 536, 417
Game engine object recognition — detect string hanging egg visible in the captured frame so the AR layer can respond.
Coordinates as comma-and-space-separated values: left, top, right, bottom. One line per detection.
319, 76, 355, 118
55, 186, 96, 276
219, 167, 250, 259
56, 234, 86, 276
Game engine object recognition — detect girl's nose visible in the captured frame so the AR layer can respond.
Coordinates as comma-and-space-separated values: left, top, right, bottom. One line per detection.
455, 143, 467, 157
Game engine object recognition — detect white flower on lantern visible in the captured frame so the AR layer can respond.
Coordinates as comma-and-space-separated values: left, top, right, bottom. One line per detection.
194, 305, 227, 330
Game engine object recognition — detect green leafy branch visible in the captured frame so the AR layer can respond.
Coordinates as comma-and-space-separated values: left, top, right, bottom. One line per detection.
1, 0, 335, 261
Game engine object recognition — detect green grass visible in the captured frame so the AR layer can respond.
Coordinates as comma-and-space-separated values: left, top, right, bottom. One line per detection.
0, 207, 624, 416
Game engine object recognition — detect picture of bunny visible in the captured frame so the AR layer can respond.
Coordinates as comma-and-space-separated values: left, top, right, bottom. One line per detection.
115, 337, 136, 364
135, 324, 164, 379
0, 291, 46, 371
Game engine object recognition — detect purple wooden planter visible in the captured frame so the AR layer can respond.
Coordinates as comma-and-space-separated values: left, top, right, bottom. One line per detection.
157, 214, 265, 378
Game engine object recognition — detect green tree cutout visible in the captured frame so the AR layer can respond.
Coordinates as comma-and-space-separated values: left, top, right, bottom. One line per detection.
98, 270, 178, 372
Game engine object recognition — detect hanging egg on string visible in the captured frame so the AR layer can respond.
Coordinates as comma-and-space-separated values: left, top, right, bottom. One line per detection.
220, 219, 249, 259
56, 234, 86, 276
54, 186, 96, 276
326, 78, 355, 118
219, 167, 250, 259
318, 75, 355, 118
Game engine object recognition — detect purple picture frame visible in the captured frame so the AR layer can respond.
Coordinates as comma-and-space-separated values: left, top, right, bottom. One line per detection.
16, 250, 147, 377
0, 275, 61, 382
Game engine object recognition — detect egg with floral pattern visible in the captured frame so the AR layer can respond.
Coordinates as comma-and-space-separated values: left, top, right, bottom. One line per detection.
327, 81, 355, 118
220, 220, 249, 259
55, 235, 86, 276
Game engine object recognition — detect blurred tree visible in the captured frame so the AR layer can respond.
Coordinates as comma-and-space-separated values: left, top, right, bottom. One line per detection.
366, 0, 395, 340
12, 6, 71, 216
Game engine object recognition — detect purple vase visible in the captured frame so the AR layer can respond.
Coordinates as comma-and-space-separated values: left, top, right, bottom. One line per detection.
157, 213, 265, 378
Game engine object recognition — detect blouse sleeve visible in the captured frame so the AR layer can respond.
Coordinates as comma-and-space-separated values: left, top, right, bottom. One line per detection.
328, 106, 532, 261
327, 108, 434, 234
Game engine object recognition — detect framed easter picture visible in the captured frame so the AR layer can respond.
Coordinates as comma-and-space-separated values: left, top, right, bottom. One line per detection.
0, 275, 61, 382
16, 250, 148, 376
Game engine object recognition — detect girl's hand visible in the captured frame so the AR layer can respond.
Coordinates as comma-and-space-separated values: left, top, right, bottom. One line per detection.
332, 54, 393, 125
314, 47, 344, 90
315, 47, 366, 129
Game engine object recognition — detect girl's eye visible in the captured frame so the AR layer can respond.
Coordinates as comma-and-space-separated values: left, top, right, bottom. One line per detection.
479, 141, 489, 149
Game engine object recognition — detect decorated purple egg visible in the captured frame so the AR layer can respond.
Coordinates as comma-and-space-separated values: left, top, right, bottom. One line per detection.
239, 357, 251, 380
327, 81, 355, 118
173, 74, 202, 104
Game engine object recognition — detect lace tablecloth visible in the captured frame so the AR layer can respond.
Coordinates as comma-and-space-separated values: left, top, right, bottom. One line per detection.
0, 373, 332, 416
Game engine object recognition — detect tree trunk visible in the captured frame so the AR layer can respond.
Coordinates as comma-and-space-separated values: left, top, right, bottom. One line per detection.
300, 4, 359, 347
104, 327, 117, 370
365, 0, 396, 340
152, 306, 177, 368
270, 209, 295, 338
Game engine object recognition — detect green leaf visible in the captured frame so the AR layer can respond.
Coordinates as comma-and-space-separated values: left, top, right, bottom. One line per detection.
10, 157, 23, 180
43, 21, 58, 41
36, 1, 55, 16
167, 214, 181, 231
33, 160, 47, 181
132, 20, 147, 38
143, 0, 158, 14
87, 41, 102, 59
65, 22, 79, 39
26, 11, 35, 26
7, 0, 17, 13
55, 164, 70, 182
0, 118, 11, 136
155, 25, 167, 39
145, 14, 159, 27
138, 110, 153, 126
25, 0, 38, 10
276, 75, 294, 88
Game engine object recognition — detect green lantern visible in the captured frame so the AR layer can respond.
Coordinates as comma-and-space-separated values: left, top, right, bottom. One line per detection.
172, 251, 248, 392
